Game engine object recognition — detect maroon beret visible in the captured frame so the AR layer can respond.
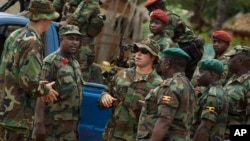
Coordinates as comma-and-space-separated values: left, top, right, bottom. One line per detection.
150, 9, 168, 24
212, 30, 232, 42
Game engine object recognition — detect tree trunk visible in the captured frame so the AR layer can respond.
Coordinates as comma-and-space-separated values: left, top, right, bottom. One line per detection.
215, 0, 228, 29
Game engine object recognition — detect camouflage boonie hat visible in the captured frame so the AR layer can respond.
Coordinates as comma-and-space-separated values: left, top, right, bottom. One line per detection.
224, 45, 250, 57
134, 38, 160, 56
22, 0, 59, 21
59, 25, 82, 36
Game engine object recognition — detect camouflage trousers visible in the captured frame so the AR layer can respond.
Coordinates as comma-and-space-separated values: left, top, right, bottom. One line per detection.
0, 126, 34, 141
43, 120, 79, 141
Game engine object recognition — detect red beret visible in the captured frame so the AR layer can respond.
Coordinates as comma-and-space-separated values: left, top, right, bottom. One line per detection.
212, 30, 232, 42
144, 0, 161, 7
150, 9, 168, 24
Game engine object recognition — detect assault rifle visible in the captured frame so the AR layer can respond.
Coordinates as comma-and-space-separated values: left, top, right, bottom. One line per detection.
113, 36, 131, 68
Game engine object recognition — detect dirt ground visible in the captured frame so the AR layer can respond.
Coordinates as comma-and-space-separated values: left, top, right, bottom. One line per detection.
0, 0, 20, 14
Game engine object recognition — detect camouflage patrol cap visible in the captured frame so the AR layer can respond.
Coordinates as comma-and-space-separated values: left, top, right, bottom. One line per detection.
159, 48, 191, 60
200, 59, 224, 75
59, 25, 82, 36
22, 0, 59, 21
134, 38, 160, 56
224, 45, 250, 57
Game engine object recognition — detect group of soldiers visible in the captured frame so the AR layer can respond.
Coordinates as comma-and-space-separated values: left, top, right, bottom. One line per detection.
0, 0, 250, 141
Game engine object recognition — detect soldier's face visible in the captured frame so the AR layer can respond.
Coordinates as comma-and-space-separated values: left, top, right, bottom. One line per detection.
60, 34, 81, 55
149, 18, 166, 34
213, 38, 229, 56
134, 48, 154, 67
197, 69, 211, 86
228, 54, 242, 74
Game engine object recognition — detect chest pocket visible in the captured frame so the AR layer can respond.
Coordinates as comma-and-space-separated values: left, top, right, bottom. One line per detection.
57, 66, 76, 99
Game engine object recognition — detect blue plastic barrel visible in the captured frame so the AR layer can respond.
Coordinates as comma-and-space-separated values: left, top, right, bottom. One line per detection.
79, 82, 111, 141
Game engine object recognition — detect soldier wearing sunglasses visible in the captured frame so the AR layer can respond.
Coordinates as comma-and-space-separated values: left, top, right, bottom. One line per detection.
97, 38, 162, 141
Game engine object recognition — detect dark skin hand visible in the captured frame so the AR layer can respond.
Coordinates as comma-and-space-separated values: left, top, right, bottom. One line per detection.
193, 119, 214, 141
150, 117, 172, 141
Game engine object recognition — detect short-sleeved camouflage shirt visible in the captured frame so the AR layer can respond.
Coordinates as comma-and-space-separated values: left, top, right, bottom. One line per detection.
192, 81, 228, 141
137, 72, 195, 140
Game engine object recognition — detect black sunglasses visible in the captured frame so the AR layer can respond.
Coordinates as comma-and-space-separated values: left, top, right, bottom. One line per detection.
133, 47, 150, 54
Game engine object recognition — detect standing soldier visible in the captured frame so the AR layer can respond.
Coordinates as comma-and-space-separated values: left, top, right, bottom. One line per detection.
192, 59, 228, 141
34, 24, 84, 141
223, 45, 250, 140
144, 0, 203, 80
0, 0, 59, 140
98, 38, 162, 141
137, 48, 195, 141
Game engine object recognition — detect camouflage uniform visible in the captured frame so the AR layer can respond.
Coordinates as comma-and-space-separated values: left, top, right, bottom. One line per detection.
98, 67, 162, 141
191, 81, 228, 141
165, 10, 195, 43
39, 49, 83, 141
137, 72, 195, 141
64, 0, 100, 47
0, 24, 50, 140
223, 70, 250, 137
148, 33, 176, 52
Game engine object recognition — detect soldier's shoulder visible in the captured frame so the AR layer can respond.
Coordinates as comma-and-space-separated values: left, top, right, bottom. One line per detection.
43, 52, 58, 64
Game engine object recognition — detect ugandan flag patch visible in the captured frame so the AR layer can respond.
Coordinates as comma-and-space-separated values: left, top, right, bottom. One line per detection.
162, 96, 171, 103
205, 106, 215, 112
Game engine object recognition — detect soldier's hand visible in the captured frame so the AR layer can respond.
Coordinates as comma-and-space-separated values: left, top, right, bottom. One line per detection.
138, 100, 145, 105
101, 93, 117, 108
42, 81, 59, 103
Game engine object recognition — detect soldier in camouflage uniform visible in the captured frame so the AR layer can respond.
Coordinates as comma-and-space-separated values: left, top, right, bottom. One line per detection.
137, 48, 195, 141
97, 38, 162, 141
144, 0, 203, 80
33, 24, 83, 141
0, 0, 59, 140
191, 59, 228, 141
223, 45, 250, 139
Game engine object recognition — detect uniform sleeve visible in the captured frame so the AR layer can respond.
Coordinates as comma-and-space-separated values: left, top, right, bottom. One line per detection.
200, 95, 219, 122
18, 43, 49, 97
156, 87, 179, 119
